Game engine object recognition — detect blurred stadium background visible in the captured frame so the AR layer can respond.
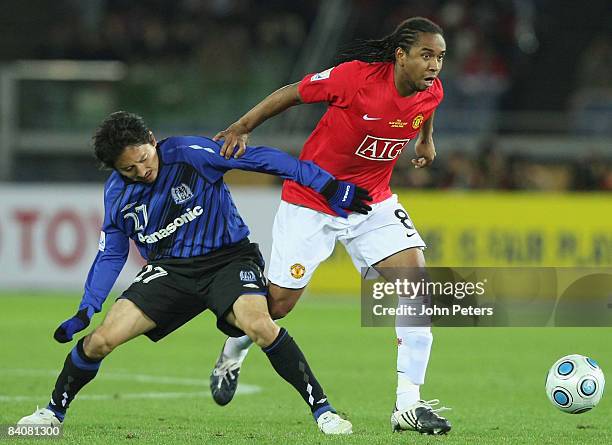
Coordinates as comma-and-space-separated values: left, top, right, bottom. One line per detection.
0, 0, 610, 293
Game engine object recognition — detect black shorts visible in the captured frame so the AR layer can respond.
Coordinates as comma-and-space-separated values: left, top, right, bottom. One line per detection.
119, 240, 267, 342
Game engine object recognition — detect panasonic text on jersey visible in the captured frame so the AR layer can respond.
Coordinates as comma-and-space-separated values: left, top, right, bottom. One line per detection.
137, 206, 204, 244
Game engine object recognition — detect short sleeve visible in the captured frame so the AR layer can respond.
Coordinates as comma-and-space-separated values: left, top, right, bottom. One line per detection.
298, 60, 363, 107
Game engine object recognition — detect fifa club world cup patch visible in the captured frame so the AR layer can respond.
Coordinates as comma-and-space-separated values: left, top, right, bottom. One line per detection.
389, 119, 408, 128
171, 183, 194, 204
411, 113, 425, 129
290, 263, 306, 279
240, 270, 257, 282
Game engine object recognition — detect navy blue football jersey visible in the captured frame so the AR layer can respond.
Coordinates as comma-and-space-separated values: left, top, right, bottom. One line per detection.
81, 136, 333, 312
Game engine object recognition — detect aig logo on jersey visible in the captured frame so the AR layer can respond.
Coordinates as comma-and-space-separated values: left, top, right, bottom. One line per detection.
171, 183, 193, 204
355, 135, 410, 161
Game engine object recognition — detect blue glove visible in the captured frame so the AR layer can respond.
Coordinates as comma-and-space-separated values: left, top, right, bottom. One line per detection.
320, 179, 373, 217
53, 306, 95, 343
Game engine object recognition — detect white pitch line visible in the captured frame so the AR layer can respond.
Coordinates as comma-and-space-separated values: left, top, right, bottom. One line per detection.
0, 369, 208, 385
0, 389, 261, 402
0, 368, 247, 387
0, 368, 262, 401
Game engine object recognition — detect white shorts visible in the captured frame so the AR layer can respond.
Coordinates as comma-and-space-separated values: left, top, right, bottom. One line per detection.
268, 194, 426, 289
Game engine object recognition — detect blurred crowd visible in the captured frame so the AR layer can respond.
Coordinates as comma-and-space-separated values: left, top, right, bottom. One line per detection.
22, 0, 611, 131
35, 1, 317, 75
9, 0, 609, 135
390, 141, 612, 191
3, 0, 611, 189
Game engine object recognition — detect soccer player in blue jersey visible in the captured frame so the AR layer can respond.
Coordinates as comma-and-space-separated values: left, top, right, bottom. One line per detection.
17, 111, 372, 434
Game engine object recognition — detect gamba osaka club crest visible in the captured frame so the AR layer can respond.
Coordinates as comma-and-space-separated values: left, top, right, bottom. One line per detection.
171, 183, 194, 204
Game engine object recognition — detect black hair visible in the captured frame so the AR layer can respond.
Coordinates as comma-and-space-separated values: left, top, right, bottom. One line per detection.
336, 17, 444, 64
93, 111, 152, 169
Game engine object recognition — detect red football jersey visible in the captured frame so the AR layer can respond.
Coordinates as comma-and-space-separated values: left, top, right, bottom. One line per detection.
282, 60, 443, 215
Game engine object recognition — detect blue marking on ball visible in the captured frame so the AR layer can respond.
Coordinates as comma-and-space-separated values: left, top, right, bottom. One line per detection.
553, 390, 570, 406
557, 361, 574, 376
586, 357, 599, 369
581, 379, 597, 396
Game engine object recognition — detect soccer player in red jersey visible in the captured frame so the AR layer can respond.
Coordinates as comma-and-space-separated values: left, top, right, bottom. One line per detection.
210, 17, 451, 434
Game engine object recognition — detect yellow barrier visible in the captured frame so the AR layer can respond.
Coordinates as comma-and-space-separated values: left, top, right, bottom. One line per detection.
310, 191, 612, 294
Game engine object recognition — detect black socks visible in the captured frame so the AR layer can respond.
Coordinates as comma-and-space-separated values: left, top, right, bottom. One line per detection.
262, 328, 334, 419
47, 338, 102, 421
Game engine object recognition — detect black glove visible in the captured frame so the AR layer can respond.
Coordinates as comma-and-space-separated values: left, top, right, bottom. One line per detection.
53, 306, 94, 343
321, 179, 373, 217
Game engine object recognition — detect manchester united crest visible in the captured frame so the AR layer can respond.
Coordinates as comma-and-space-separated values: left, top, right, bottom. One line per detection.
290, 263, 306, 279
412, 113, 424, 130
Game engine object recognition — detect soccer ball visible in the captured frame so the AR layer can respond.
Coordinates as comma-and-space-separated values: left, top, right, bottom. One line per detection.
545, 354, 605, 414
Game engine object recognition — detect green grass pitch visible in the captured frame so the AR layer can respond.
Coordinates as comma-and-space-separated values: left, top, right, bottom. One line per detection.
1, 293, 610, 444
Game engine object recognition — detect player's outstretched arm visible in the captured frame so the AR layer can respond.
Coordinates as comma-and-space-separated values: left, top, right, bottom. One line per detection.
213, 82, 302, 159
184, 137, 372, 217
54, 229, 129, 343
209, 141, 372, 216
239, 146, 374, 217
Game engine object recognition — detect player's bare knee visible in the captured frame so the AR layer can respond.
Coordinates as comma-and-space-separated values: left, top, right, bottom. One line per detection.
242, 314, 276, 347
85, 329, 117, 359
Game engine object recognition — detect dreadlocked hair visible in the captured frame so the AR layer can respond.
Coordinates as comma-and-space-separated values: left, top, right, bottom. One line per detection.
335, 17, 443, 64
